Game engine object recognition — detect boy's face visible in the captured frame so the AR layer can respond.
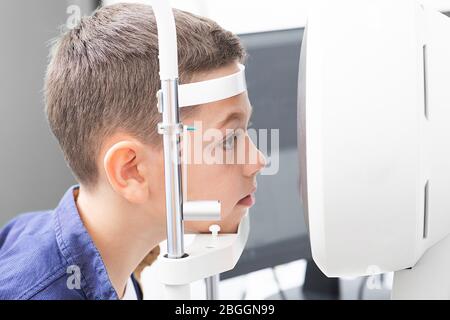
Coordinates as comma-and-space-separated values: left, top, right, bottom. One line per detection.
153, 62, 266, 233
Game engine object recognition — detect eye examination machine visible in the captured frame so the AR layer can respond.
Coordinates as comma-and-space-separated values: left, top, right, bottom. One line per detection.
153, 0, 450, 300
299, 0, 450, 299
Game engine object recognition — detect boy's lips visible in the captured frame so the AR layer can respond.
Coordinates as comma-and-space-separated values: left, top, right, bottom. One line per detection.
237, 193, 255, 207
237, 186, 257, 207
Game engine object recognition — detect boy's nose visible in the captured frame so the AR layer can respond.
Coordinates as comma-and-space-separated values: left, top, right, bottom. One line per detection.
243, 136, 267, 177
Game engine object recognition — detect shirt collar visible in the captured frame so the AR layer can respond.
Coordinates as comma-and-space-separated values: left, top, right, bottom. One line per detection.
53, 185, 119, 300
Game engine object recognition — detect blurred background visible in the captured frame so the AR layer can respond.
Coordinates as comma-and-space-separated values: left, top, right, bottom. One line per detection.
1, 0, 449, 300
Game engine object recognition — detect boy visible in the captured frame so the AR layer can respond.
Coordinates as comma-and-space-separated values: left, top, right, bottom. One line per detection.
0, 3, 265, 299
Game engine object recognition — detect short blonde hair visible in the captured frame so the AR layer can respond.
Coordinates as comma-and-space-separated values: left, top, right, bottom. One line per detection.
45, 3, 246, 189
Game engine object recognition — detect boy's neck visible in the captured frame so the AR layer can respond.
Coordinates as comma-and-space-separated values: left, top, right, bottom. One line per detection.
74, 185, 165, 298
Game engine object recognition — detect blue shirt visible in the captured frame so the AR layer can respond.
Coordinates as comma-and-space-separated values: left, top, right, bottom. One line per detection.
0, 185, 142, 300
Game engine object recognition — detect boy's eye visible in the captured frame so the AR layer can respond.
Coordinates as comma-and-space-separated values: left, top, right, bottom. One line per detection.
223, 133, 237, 151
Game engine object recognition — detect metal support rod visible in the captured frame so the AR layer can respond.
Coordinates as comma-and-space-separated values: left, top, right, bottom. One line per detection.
160, 79, 185, 259
205, 274, 220, 300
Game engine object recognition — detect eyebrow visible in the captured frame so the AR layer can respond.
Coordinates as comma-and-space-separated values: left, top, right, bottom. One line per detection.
217, 105, 253, 129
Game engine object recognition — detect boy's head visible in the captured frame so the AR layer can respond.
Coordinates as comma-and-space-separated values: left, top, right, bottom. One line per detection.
45, 3, 265, 233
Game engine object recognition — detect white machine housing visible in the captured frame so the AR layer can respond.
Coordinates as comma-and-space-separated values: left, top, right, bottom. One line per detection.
298, 0, 450, 277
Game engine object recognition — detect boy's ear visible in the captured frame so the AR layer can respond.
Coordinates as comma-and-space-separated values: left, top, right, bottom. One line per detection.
103, 140, 151, 204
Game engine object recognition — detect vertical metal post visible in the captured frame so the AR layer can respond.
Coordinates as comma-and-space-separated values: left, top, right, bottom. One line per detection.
160, 79, 185, 259
205, 274, 220, 300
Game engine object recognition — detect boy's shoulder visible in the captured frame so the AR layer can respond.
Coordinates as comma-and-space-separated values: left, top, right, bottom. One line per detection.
0, 210, 85, 300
